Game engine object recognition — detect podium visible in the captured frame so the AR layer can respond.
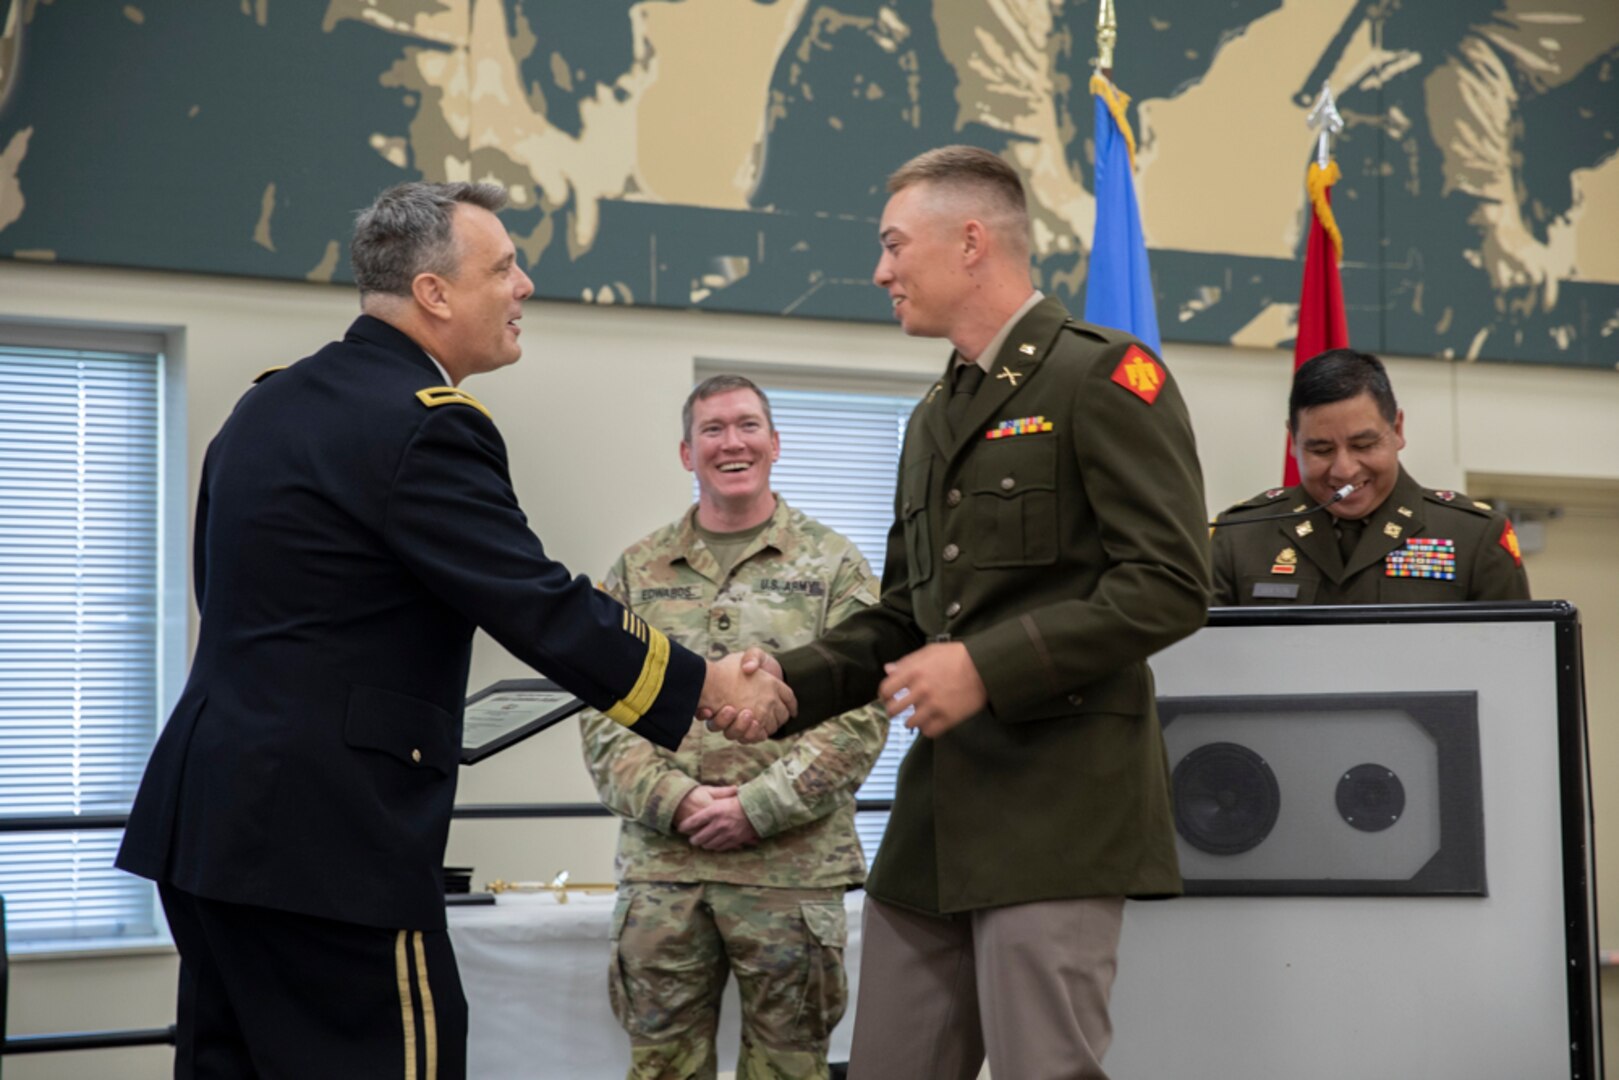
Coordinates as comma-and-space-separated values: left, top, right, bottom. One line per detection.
1108, 602, 1600, 1079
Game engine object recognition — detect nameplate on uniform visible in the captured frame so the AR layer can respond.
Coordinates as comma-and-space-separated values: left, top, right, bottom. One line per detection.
461, 678, 586, 765
1252, 582, 1301, 600
640, 586, 702, 602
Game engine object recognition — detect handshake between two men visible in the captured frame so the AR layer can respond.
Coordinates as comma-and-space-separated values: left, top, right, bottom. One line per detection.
698, 639, 992, 744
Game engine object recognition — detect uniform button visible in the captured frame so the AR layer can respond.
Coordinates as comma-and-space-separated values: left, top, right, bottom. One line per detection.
946, 488, 962, 507
717, 614, 731, 630
1000, 476, 1016, 491
410, 748, 422, 764
945, 601, 962, 617
942, 544, 960, 562
1068, 693, 1083, 707
903, 499, 913, 514
708, 643, 729, 659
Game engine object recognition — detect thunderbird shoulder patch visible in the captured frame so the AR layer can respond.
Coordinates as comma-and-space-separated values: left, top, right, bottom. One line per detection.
1499, 520, 1523, 566
416, 386, 492, 420
1109, 345, 1165, 405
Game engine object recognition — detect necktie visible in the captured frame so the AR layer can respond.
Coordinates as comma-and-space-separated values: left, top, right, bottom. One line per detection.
1336, 517, 1365, 564
947, 362, 986, 438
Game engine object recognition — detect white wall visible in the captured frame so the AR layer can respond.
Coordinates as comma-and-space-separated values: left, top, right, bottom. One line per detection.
3, 257, 1617, 1078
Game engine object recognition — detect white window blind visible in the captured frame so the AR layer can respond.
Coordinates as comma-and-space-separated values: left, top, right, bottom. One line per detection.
755, 387, 925, 860
0, 343, 165, 946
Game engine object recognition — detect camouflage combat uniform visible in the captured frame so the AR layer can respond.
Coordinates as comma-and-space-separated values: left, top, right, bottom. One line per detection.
579, 498, 888, 1080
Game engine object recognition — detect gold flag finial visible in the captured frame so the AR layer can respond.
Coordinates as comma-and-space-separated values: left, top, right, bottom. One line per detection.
1095, 0, 1117, 75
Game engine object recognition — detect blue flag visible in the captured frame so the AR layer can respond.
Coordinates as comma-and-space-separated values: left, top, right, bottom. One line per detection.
1083, 78, 1161, 353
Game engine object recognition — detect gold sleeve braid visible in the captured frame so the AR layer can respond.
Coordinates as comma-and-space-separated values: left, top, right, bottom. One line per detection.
604, 626, 672, 728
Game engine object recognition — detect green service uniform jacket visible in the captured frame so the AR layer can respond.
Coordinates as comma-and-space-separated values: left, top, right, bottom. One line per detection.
1210, 467, 1531, 605
776, 297, 1213, 914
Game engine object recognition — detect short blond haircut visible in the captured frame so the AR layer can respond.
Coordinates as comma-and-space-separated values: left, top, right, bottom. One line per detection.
887, 146, 1030, 255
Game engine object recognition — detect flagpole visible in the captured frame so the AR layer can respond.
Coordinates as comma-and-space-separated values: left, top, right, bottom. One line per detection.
1095, 0, 1117, 80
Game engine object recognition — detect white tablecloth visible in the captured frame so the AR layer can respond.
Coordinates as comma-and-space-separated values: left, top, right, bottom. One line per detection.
448, 889, 865, 1079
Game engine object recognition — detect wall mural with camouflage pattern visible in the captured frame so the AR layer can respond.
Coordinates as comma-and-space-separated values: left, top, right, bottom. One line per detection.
0, 0, 1614, 368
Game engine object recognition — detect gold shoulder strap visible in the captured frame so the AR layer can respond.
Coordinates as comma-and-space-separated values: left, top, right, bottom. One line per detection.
415, 386, 492, 420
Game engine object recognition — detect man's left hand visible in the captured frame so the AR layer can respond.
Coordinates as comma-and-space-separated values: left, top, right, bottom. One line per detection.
679, 794, 761, 852
877, 641, 988, 739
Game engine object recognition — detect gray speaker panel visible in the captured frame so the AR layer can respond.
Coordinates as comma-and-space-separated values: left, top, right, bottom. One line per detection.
1165, 708, 1442, 880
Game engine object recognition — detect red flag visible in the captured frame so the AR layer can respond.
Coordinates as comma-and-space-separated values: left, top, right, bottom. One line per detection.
1283, 160, 1349, 485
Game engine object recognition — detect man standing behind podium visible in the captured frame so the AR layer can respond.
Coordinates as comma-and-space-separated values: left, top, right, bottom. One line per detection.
115, 181, 791, 1080
1211, 348, 1530, 604
742, 147, 1212, 1080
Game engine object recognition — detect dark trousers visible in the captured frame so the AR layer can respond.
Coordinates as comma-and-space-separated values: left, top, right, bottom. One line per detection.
159, 884, 467, 1080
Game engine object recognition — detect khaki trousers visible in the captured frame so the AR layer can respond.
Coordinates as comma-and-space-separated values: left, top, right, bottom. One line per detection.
847, 895, 1124, 1080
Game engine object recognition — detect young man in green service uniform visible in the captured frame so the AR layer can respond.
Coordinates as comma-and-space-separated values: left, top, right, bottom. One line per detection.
739, 146, 1212, 1079
580, 376, 887, 1079
1211, 348, 1530, 605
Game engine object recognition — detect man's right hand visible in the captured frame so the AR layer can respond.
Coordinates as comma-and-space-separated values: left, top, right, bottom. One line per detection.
699, 653, 796, 744
671, 784, 737, 831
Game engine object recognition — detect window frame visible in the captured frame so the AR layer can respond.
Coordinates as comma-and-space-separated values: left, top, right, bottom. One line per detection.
0, 319, 186, 957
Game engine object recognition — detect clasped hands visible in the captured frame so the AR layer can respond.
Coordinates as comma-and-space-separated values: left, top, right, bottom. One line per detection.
672, 784, 758, 852
699, 652, 797, 744
732, 641, 988, 739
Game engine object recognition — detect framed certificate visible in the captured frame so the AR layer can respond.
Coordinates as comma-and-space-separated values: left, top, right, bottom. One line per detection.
461, 678, 587, 765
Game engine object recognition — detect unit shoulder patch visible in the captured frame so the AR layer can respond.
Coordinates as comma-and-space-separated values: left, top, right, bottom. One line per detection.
1108, 344, 1166, 404
416, 386, 492, 420
1499, 520, 1524, 566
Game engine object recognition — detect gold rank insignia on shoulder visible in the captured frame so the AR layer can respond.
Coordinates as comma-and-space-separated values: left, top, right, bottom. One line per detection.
1293, 504, 1308, 513
416, 386, 492, 419
925, 382, 943, 404
252, 366, 287, 384
1271, 547, 1298, 575
1473, 500, 1492, 510
1295, 520, 1314, 537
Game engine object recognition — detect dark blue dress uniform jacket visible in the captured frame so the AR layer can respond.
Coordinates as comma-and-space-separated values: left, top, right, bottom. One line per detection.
117, 315, 703, 930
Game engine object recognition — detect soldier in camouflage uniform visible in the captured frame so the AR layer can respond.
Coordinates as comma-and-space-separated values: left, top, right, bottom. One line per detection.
580, 374, 888, 1080
1212, 348, 1530, 604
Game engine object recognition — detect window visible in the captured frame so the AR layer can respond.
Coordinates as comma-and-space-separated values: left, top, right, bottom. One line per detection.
0, 329, 182, 950
723, 383, 928, 859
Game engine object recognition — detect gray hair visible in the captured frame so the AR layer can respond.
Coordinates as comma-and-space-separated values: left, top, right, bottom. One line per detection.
682, 374, 774, 442
351, 181, 508, 298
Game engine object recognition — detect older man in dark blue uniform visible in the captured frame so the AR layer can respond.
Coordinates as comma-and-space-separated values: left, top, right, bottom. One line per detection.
116, 182, 793, 1079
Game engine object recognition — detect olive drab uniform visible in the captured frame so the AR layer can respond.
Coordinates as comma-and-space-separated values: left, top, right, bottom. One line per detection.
1210, 467, 1531, 605
580, 498, 888, 1080
775, 296, 1213, 914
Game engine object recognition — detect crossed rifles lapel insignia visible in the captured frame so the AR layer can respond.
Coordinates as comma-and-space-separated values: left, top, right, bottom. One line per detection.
997, 367, 1021, 387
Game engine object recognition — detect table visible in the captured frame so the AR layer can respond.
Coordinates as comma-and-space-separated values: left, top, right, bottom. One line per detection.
448, 889, 865, 1079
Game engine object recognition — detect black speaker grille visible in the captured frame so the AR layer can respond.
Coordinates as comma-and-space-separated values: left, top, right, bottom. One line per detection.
1336, 763, 1406, 833
1173, 742, 1282, 855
